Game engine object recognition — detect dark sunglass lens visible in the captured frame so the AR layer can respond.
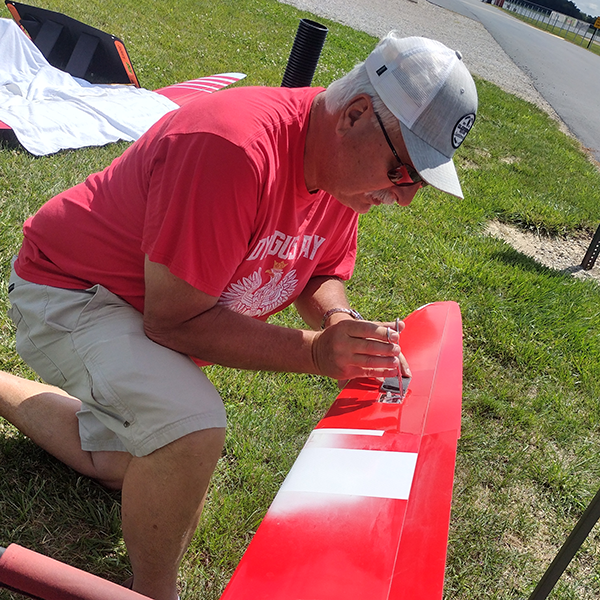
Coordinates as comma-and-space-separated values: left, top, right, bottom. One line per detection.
388, 168, 406, 185
388, 165, 423, 186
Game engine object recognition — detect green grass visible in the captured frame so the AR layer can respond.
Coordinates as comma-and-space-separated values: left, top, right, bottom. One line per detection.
2, 0, 600, 599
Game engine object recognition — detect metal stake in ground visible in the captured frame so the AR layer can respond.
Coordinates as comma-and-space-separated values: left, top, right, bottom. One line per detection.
581, 223, 600, 270
528, 487, 600, 600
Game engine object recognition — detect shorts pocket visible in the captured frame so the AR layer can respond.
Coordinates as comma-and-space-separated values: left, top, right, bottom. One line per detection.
87, 362, 137, 428
43, 287, 98, 333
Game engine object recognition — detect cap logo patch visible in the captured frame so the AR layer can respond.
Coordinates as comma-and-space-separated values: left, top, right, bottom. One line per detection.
376, 65, 388, 76
452, 113, 475, 149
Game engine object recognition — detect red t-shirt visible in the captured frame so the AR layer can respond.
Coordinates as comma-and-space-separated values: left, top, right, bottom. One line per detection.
15, 86, 359, 320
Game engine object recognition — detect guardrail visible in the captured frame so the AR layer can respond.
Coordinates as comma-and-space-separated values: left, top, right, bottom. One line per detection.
492, 0, 598, 47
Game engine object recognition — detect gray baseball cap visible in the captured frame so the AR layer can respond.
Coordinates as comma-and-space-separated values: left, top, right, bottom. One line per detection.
365, 35, 477, 198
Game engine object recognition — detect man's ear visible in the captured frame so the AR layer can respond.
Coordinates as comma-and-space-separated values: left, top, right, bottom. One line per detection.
336, 94, 373, 135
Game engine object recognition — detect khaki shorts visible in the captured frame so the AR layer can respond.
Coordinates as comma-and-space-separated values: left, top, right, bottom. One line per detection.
8, 267, 226, 457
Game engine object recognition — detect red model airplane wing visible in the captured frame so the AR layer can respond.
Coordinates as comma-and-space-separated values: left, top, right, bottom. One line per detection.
153, 73, 246, 106
220, 300, 463, 600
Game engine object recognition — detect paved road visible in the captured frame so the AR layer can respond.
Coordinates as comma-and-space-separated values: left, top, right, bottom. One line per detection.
430, 0, 600, 162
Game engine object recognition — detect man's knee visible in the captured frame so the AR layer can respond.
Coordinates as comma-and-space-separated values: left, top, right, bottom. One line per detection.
166, 428, 226, 467
93, 427, 225, 491
133, 428, 226, 479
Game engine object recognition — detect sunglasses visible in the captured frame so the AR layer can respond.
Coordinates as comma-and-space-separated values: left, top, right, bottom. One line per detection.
374, 111, 427, 188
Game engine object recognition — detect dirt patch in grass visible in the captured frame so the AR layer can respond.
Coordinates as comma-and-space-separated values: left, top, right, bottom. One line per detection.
485, 221, 600, 284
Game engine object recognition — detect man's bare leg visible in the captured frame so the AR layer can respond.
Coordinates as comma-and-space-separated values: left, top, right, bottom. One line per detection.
0, 371, 130, 488
122, 428, 226, 600
0, 371, 225, 599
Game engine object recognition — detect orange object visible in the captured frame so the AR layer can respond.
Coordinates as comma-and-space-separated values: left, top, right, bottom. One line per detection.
0, 544, 150, 600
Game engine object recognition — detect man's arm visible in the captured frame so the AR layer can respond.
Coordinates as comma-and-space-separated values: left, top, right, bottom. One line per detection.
294, 275, 354, 330
295, 275, 412, 377
143, 258, 402, 380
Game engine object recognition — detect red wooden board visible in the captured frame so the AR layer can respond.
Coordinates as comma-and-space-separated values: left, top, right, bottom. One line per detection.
220, 301, 463, 600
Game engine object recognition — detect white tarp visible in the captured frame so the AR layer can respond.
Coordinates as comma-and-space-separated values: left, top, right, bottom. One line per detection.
0, 18, 179, 155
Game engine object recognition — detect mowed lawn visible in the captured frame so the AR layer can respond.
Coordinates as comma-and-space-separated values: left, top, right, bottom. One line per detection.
1, 1, 600, 599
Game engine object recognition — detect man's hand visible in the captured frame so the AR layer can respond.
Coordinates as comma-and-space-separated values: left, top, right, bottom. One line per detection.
311, 318, 411, 381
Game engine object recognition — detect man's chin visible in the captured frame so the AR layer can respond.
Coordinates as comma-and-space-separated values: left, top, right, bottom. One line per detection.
366, 190, 396, 206
334, 193, 385, 213
359, 197, 381, 213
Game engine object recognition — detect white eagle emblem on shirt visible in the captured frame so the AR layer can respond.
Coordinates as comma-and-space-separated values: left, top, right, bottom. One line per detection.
218, 260, 298, 317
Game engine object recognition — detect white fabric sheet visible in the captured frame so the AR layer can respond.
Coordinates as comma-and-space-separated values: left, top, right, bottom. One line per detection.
0, 18, 179, 155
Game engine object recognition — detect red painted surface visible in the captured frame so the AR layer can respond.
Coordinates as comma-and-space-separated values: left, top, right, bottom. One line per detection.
154, 74, 245, 106
220, 301, 463, 600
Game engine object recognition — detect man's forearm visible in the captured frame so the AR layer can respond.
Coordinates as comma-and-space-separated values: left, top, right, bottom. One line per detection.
143, 259, 399, 380
145, 304, 319, 374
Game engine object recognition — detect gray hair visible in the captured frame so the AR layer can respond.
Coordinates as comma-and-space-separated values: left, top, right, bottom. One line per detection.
324, 33, 401, 132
